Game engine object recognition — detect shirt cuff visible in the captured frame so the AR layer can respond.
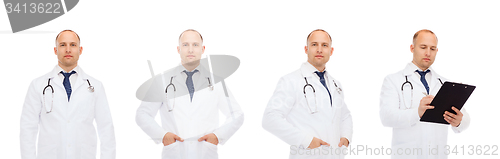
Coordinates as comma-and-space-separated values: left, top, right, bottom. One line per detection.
212, 132, 224, 145
154, 131, 169, 144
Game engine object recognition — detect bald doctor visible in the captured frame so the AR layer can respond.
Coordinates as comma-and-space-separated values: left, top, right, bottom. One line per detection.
263, 29, 353, 159
379, 29, 470, 159
20, 30, 116, 159
135, 29, 244, 159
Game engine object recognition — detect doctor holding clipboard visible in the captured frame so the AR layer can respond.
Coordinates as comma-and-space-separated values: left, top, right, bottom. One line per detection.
379, 29, 471, 159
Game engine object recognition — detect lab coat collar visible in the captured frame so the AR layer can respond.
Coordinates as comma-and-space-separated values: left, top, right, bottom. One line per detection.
300, 62, 329, 78
403, 62, 443, 93
176, 64, 211, 78
173, 63, 211, 91
49, 65, 89, 90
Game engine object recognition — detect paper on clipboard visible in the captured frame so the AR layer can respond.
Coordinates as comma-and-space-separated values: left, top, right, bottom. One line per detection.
420, 81, 475, 125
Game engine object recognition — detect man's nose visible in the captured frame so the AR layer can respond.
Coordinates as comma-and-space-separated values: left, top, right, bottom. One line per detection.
424, 48, 430, 56
65, 46, 71, 53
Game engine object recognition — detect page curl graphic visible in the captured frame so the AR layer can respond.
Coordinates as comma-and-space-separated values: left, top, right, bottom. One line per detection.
136, 55, 240, 102
4, 0, 79, 33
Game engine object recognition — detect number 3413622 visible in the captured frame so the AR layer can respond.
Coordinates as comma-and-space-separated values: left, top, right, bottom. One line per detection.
5, 3, 62, 14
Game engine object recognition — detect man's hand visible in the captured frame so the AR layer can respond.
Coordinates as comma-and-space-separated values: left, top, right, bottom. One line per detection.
419, 95, 435, 118
163, 132, 183, 146
444, 106, 463, 127
338, 137, 349, 147
198, 133, 219, 145
308, 137, 330, 149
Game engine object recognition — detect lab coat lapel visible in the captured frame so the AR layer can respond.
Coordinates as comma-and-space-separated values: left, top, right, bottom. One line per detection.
403, 63, 428, 93
173, 65, 186, 88
300, 63, 333, 118
72, 68, 85, 92
48, 66, 65, 90
428, 69, 442, 95
409, 73, 425, 93
325, 73, 336, 113
191, 67, 212, 113
194, 72, 209, 93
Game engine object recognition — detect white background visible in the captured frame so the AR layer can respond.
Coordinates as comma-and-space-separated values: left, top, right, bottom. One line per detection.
1, 0, 499, 158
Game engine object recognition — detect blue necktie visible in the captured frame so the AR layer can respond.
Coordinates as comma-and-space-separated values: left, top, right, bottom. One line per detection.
416, 70, 430, 94
184, 70, 198, 102
314, 71, 332, 106
61, 71, 76, 101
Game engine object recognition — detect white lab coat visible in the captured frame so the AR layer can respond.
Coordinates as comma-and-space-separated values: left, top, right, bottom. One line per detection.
379, 63, 470, 159
135, 65, 244, 159
262, 62, 353, 159
20, 65, 116, 159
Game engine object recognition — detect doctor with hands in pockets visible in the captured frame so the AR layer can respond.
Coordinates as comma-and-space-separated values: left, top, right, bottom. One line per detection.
20, 30, 116, 159
379, 29, 470, 159
262, 29, 353, 159
135, 29, 244, 159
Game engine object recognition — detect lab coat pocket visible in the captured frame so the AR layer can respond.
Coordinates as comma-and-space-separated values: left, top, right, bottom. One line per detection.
162, 142, 181, 158
201, 141, 218, 159
80, 143, 97, 159
337, 145, 347, 159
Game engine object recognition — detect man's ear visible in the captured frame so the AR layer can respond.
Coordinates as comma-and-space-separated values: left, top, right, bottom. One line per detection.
410, 44, 415, 54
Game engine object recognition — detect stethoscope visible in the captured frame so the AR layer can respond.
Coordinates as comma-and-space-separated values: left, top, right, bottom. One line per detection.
164, 76, 214, 112
401, 75, 443, 109
43, 78, 94, 114
303, 76, 342, 114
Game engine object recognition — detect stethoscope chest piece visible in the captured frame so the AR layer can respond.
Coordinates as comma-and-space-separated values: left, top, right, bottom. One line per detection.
207, 77, 214, 91
86, 79, 94, 93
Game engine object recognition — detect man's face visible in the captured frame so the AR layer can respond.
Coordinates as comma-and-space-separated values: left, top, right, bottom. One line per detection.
54, 31, 82, 68
411, 32, 438, 70
177, 31, 204, 66
305, 31, 333, 71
